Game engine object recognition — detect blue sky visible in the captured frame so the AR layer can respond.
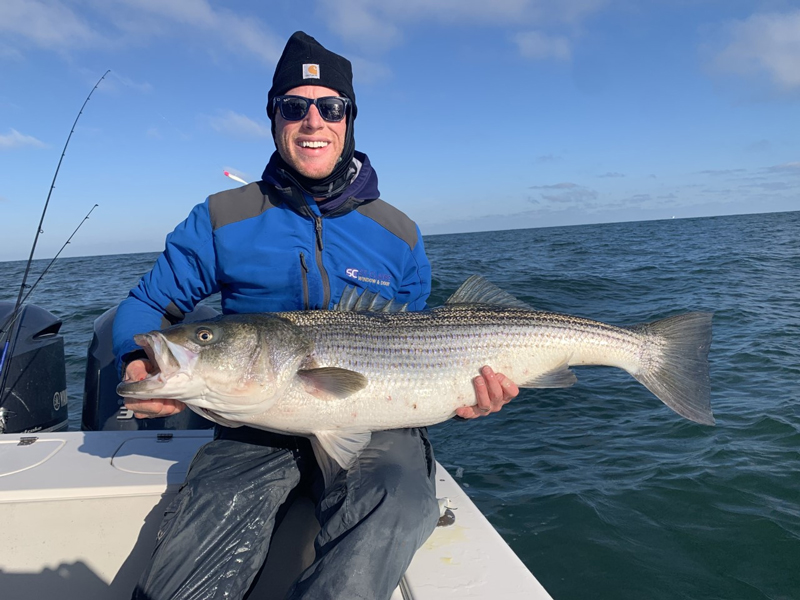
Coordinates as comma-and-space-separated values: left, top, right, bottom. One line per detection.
1, 0, 799, 261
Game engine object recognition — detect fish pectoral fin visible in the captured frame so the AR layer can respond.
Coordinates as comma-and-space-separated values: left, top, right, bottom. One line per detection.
519, 364, 578, 388
298, 367, 368, 398
311, 430, 373, 487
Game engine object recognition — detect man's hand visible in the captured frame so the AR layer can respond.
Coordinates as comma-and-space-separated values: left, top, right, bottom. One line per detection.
122, 359, 186, 419
456, 366, 519, 419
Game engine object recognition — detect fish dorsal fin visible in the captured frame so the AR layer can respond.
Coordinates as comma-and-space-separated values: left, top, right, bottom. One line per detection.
445, 275, 534, 309
334, 286, 409, 313
298, 367, 368, 398
311, 430, 373, 486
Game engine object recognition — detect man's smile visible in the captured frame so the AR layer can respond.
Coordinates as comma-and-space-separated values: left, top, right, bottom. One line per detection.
298, 140, 330, 149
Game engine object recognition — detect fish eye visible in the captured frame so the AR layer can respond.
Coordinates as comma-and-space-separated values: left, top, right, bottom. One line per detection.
196, 328, 214, 343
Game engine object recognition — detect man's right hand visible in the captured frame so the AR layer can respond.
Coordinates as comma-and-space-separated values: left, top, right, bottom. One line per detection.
122, 359, 186, 419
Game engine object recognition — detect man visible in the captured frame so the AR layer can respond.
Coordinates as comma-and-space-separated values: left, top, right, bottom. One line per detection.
113, 31, 518, 600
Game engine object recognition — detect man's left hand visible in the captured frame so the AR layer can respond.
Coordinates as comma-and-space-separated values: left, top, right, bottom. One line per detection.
456, 366, 519, 419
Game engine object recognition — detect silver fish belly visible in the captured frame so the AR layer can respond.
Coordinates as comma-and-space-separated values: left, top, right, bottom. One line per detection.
117, 276, 713, 478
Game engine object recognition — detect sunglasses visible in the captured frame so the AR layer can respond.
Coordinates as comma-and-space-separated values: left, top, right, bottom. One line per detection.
272, 95, 350, 122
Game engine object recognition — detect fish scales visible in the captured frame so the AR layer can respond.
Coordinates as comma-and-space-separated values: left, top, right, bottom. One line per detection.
258, 306, 647, 433
116, 276, 714, 473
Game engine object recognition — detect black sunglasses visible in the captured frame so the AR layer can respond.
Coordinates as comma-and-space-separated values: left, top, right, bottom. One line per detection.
272, 95, 350, 122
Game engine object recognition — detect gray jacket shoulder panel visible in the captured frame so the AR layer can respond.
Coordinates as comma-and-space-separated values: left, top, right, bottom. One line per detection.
355, 199, 419, 248
208, 182, 282, 230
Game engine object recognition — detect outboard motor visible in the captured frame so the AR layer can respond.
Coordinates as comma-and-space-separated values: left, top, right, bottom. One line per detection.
0, 302, 68, 434
81, 304, 219, 431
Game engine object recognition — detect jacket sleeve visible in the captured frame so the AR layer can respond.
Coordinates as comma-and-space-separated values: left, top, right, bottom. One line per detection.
112, 201, 219, 373
398, 224, 432, 311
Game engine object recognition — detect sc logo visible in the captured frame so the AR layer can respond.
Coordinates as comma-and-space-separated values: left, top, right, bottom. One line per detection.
346, 268, 359, 278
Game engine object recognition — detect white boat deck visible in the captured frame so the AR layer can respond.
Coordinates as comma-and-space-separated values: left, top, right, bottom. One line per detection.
0, 430, 552, 599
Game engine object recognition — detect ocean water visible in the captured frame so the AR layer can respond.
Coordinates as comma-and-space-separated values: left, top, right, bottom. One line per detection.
1, 211, 798, 599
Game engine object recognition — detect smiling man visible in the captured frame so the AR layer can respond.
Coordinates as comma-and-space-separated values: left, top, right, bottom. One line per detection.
113, 31, 518, 600
273, 85, 346, 179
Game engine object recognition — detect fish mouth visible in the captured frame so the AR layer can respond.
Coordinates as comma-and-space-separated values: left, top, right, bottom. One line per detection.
116, 332, 198, 398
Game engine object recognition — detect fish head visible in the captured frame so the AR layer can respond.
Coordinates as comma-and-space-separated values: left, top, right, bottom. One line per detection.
116, 314, 311, 415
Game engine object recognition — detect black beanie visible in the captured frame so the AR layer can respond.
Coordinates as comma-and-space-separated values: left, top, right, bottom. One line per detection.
267, 31, 357, 120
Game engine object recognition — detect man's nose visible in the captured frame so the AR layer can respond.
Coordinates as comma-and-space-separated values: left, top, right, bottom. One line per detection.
302, 104, 323, 128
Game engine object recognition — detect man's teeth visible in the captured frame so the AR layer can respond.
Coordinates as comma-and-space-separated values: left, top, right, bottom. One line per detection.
300, 141, 329, 148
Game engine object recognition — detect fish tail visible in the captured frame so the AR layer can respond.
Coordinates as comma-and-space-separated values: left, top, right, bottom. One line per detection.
629, 312, 715, 425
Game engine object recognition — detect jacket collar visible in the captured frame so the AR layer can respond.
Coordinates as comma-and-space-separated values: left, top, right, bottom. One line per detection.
261, 151, 380, 217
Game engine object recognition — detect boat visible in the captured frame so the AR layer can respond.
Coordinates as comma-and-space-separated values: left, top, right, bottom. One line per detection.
0, 302, 69, 435
0, 303, 554, 599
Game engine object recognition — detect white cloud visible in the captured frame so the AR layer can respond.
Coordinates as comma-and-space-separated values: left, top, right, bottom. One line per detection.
621, 193, 653, 205
530, 182, 598, 204
0, 0, 283, 65
695, 168, 747, 177
0, 129, 47, 150
713, 10, 800, 89
514, 30, 571, 61
745, 139, 771, 153
205, 111, 272, 139
104, 0, 284, 64
350, 56, 393, 84
116, 0, 217, 26
766, 161, 800, 175
0, 44, 23, 61
530, 182, 580, 190
316, 0, 403, 53
109, 71, 153, 94
320, 0, 604, 28
0, 0, 99, 49
318, 0, 605, 52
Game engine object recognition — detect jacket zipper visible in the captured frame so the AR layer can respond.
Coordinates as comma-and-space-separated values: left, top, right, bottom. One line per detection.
313, 216, 331, 308
299, 252, 310, 310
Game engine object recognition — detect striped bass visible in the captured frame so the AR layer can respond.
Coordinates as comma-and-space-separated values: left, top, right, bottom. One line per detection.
117, 276, 713, 478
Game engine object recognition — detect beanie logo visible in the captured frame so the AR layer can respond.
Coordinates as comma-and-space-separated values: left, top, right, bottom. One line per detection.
303, 64, 320, 79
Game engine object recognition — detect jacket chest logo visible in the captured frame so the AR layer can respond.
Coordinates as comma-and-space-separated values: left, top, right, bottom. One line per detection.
346, 267, 391, 287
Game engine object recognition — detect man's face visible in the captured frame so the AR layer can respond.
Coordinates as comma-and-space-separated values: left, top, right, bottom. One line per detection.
274, 85, 347, 181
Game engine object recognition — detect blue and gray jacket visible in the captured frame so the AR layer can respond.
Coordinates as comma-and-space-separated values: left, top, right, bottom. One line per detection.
112, 151, 432, 371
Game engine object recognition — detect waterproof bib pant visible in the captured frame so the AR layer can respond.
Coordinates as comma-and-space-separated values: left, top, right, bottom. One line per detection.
131, 427, 440, 600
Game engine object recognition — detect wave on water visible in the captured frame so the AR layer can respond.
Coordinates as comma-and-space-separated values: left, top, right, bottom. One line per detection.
1, 211, 799, 599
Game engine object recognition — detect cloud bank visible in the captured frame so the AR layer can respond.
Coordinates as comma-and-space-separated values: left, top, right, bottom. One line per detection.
318, 0, 605, 58
0, 0, 284, 65
712, 9, 800, 90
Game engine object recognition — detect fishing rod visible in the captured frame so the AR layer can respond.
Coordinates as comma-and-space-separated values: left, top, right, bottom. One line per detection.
0, 203, 100, 372
11, 70, 109, 313
19, 204, 99, 307
0, 70, 109, 406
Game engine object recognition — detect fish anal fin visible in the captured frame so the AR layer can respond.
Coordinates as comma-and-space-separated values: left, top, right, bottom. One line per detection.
311, 430, 373, 487
519, 364, 578, 388
446, 275, 534, 310
298, 367, 368, 398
